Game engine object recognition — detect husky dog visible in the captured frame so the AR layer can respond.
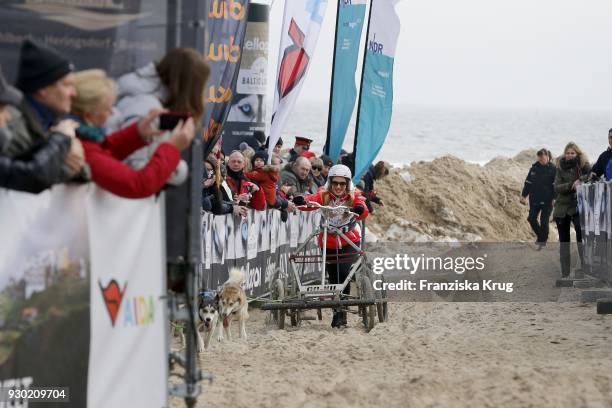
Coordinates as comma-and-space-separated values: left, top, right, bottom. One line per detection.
216, 268, 249, 342
197, 290, 219, 351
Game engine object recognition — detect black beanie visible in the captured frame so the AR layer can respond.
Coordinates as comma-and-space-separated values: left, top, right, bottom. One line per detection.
252, 149, 269, 166
16, 39, 74, 94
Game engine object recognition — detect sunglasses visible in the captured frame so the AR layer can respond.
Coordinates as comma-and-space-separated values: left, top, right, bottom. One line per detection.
331, 181, 347, 187
312, 166, 323, 171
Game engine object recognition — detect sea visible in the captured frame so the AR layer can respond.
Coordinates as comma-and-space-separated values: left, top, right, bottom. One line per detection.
280, 102, 612, 166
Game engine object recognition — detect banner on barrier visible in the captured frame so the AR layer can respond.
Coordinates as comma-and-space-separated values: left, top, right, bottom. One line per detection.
0, 185, 166, 408
201, 209, 322, 296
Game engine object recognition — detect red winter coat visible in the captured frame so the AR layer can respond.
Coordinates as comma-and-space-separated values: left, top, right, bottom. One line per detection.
245, 165, 280, 206
80, 123, 180, 199
300, 190, 369, 249
226, 175, 266, 210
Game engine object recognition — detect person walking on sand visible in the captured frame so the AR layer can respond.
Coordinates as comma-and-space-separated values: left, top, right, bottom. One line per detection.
520, 148, 556, 248
553, 142, 590, 278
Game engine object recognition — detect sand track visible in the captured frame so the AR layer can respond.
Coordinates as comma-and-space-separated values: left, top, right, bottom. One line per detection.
171, 300, 612, 408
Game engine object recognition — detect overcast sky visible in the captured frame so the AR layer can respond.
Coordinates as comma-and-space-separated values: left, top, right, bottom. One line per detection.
263, 0, 612, 110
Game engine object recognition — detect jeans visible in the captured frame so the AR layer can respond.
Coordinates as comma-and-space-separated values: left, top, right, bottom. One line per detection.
555, 214, 584, 277
528, 203, 552, 243
326, 242, 360, 296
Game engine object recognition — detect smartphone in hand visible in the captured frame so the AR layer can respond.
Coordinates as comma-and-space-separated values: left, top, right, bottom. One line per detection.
159, 112, 192, 130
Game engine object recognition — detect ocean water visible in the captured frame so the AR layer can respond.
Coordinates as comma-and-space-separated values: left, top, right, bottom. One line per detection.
280, 102, 612, 166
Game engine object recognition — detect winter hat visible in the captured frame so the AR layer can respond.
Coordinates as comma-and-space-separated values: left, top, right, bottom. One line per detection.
251, 149, 268, 166
319, 154, 333, 168
0, 65, 22, 106
253, 130, 266, 146
16, 39, 74, 94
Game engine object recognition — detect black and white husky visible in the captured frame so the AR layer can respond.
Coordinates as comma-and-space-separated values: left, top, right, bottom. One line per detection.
197, 290, 219, 352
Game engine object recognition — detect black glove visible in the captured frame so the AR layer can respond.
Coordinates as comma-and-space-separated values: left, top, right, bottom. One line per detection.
351, 205, 365, 215
292, 195, 306, 206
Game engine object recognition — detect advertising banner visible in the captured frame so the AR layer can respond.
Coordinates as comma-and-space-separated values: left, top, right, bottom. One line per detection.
0, 0, 169, 82
267, 0, 329, 163
353, 0, 400, 182
0, 185, 166, 407
222, 3, 270, 153
326, 0, 367, 163
203, 0, 251, 154
201, 209, 321, 297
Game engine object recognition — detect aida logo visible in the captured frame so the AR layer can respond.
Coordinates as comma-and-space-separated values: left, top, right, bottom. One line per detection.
369, 34, 384, 54
122, 294, 156, 327
99, 279, 127, 327
99, 279, 156, 328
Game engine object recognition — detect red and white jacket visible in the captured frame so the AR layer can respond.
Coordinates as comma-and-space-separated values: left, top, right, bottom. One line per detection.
300, 190, 369, 249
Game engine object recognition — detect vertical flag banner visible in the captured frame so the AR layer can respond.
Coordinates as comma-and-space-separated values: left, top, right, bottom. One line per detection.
203, 0, 251, 155
353, 0, 400, 182
267, 0, 329, 162
223, 3, 270, 152
86, 188, 166, 408
326, 0, 367, 163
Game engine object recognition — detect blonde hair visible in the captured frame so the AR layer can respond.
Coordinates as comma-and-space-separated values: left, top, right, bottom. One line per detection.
563, 142, 588, 166
72, 69, 117, 116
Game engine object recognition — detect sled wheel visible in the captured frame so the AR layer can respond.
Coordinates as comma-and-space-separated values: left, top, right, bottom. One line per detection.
272, 279, 285, 329
597, 298, 612, 315
317, 308, 323, 320
375, 274, 388, 323
359, 275, 376, 332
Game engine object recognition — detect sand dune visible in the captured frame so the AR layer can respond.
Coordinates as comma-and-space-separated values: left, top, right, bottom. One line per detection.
367, 149, 557, 242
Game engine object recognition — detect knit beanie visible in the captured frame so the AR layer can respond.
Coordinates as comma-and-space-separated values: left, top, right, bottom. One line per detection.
16, 39, 74, 94
251, 149, 269, 166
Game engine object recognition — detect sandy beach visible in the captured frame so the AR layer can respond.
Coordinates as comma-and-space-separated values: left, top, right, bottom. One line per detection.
170, 150, 612, 408
170, 299, 612, 408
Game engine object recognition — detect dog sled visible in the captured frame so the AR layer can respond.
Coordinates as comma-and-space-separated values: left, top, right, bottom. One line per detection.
261, 202, 388, 332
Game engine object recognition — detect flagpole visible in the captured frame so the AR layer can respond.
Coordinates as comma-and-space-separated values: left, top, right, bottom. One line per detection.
352, 0, 373, 168
324, 0, 341, 157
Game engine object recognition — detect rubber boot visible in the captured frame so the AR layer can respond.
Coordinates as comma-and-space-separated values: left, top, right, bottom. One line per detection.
331, 311, 340, 328
338, 310, 347, 327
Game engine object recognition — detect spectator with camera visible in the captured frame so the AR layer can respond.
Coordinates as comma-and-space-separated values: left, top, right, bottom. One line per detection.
108, 48, 210, 185
70, 69, 195, 198
2, 40, 87, 183
225, 150, 265, 211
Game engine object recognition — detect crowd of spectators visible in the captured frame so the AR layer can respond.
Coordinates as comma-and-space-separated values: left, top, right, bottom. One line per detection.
0, 38, 390, 225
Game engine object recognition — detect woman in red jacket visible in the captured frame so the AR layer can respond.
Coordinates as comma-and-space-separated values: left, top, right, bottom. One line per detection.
293, 164, 369, 328
71, 69, 195, 198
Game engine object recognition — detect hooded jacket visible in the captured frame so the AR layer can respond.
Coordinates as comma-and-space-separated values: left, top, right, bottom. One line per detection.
553, 155, 590, 218
521, 161, 556, 206
245, 164, 280, 206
